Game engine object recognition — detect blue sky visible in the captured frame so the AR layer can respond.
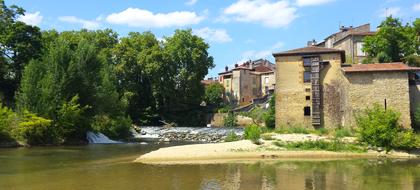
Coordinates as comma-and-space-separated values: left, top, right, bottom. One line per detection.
8, 0, 420, 77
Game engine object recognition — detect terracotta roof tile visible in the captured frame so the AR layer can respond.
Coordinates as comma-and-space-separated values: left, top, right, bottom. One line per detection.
273, 46, 346, 62
253, 65, 274, 73
342, 63, 420, 73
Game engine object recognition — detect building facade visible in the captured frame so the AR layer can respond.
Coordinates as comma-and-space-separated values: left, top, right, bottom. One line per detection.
316, 24, 375, 64
274, 46, 419, 129
219, 59, 275, 105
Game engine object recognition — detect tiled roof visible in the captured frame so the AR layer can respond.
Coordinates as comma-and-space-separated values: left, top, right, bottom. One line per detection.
201, 80, 218, 85
342, 63, 420, 73
273, 46, 344, 55
273, 46, 345, 62
253, 65, 274, 73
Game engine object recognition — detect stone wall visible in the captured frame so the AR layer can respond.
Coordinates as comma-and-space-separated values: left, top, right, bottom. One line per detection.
342, 71, 412, 128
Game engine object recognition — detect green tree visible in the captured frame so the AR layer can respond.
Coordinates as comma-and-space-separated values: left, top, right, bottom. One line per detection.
162, 29, 214, 125
363, 16, 419, 63
0, 0, 43, 104
204, 83, 224, 107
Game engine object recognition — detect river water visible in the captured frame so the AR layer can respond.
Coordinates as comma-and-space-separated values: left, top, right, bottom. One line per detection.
0, 144, 419, 190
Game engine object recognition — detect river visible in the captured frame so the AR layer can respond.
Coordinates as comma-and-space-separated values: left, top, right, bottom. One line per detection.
0, 144, 419, 190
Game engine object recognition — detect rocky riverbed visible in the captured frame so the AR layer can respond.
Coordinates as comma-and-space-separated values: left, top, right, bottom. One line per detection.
133, 127, 244, 143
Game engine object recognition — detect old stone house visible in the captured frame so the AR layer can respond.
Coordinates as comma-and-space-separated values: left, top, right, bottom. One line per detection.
315, 24, 375, 64
218, 59, 275, 105
273, 46, 420, 129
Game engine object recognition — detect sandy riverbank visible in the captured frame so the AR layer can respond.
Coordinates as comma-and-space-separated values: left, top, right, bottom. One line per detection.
134, 140, 420, 165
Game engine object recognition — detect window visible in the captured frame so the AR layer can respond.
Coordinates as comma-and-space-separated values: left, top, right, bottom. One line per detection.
356, 42, 365, 56
265, 77, 269, 84
305, 88, 311, 92
304, 106, 311, 116
225, 80, 230, 88
303, 57, 312, 67
304, 71, 311, 83
306, 96, 310, 100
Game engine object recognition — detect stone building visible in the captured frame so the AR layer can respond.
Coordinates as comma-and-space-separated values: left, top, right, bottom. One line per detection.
315, 24, 375, 64
218, 59, 275, 105
273, 46, 420, 129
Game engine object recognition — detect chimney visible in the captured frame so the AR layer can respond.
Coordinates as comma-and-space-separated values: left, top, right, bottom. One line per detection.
235, 64, 238, 68
307, 39, 317, 47
225, 66, 228, 71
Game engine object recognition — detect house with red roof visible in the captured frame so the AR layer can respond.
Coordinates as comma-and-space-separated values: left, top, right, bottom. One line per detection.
218, 59, 275, 105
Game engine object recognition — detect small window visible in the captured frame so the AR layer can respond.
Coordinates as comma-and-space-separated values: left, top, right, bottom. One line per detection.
303, 57, 312, 67
356, 42, 365, 56
305, 88, 311, 92
306, 96, 310, 100
304, 106, 311, 116
265, 77, 269, 84
304, 71, 311, 83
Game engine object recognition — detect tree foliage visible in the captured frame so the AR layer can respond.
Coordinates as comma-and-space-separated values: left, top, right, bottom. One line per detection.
0, 0, 43, 104
204, 82, 224, 107
363, 16, 420, 64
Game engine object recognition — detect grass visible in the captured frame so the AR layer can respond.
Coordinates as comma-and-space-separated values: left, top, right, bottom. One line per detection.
224, 132, 240, 142
273, 140, 366, 153
261, 133, 275, 140
334, 128, 354, 138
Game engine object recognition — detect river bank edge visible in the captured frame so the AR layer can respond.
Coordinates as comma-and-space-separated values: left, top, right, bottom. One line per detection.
135, 140, 420, 165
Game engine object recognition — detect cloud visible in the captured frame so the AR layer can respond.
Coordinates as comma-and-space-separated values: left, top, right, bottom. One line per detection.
221, 0, 298, 28
106, 8, 204, 28
239, 41, 284, 63
295, 0, 334, 6
18, 12, 43, 26
413, 3, 420, 11
186, 0, 198, 5
379, 7, 400, 17
58, 16, 100, 29
193, 27, 232, 43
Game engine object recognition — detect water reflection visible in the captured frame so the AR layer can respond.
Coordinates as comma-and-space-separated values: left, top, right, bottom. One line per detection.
0, 145, 419, 190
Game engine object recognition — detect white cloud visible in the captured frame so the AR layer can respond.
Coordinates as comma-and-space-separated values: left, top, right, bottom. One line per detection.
58, 16, 100, 30
379, 7, 400, 17
106, 8, 204, 28
186, 0, 198, 5
18, 12, 43, 26
413, 3, 420, 11
239, 41, 284, 62
295, 0, 334, 6
221, 0, 298, 28
193, 27, 232, 43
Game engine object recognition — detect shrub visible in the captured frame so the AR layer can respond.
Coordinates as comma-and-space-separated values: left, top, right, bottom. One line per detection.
0, 104, 18, 143
314, 128, 329, 136
355, 104, 417, 150
224, 132, 240, 142
12, 111, 57, 145
56, 96, 90, 142
391, 130, 419, 150
413, 105, 420, 128
263, 95, 275, 129
244, 124, 262, 143
223, 112, 238, 127
91, 115, 133, 140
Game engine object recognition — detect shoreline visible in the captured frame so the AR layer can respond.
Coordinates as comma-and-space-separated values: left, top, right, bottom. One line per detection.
134, 140, 420, 165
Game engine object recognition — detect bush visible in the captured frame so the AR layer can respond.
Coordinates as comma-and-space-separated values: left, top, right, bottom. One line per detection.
91, 115, 132, 140
356, 104, 417, 150
12, 111, 58, 145
263, 95, 275, 129
224, 132, 240, 142
391, 130, 419, 150
0, 104, 18, 143
244, 124, 262, 143
56, 96, 90, 142
223, 112, 237, 127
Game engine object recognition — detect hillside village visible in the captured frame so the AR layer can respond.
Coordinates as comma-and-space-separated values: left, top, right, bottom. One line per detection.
206, 23, 420, 130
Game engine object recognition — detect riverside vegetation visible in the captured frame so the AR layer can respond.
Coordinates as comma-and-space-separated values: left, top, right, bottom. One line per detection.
0, 1, 214, 146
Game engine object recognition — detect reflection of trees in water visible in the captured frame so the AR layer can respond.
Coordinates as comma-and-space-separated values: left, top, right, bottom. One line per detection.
194, 159, 419, 190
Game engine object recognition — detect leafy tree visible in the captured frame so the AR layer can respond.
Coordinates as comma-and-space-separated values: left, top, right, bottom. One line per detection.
363, 16, 419, 63
0, 103, 17, 142
204, 82, 224, 107
0, 0, 42, 104
56, 96, 89, 143
161, 29, 214, 125
263, 95, 276, 129
12, 111, 57, 145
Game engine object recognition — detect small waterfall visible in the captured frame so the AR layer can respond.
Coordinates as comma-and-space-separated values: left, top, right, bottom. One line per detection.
86, 131, 121, 144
